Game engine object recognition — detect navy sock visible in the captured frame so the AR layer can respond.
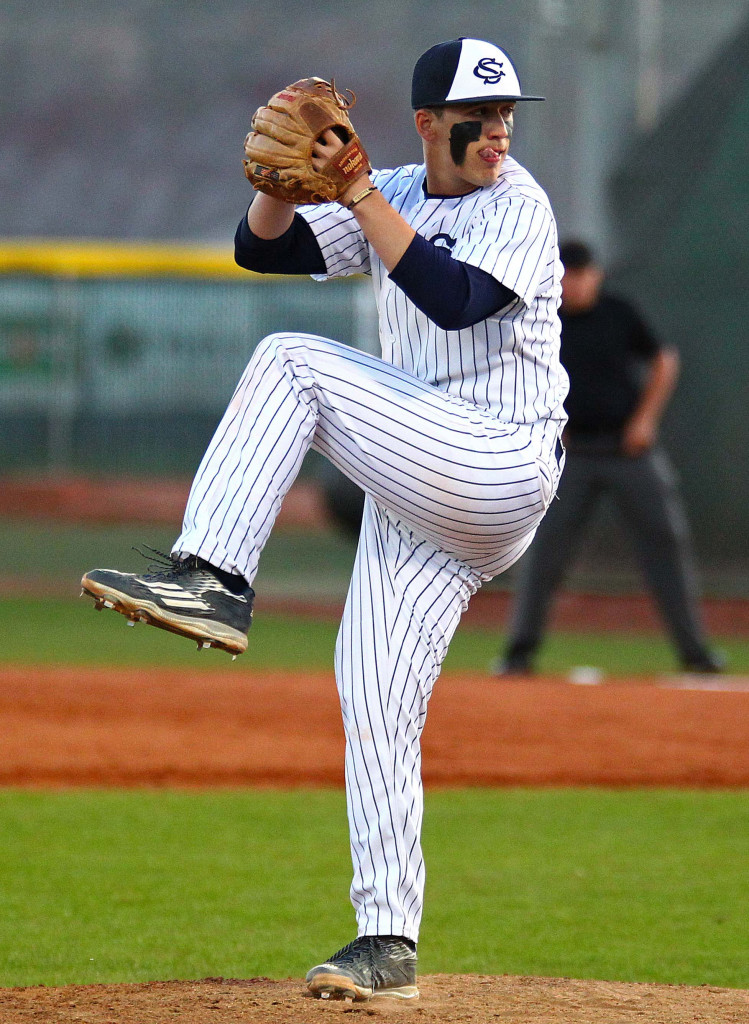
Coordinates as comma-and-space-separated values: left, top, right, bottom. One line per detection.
195, 557, 248, 595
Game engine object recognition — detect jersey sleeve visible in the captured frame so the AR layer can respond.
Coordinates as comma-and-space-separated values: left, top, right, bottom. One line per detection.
296, 167, 406, 280
455, 194, 556, 308
296, 202, 372, 279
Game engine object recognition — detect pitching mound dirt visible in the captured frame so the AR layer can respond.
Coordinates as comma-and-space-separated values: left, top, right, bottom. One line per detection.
3, 974, 749, 1023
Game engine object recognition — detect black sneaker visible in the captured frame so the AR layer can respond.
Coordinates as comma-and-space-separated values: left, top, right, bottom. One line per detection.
680, 650, 726, 674
489, 652, 534, 676
80, 551, 254, 656
305, 936, 418, 1001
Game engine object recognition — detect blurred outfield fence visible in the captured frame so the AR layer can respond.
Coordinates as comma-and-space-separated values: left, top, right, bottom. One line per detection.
0, 240, 378, 474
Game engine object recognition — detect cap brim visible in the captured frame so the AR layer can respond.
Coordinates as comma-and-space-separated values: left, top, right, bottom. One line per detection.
441, 94, 545, 103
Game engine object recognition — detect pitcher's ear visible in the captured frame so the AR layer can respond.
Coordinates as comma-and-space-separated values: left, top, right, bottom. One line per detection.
415, 108, 438, 140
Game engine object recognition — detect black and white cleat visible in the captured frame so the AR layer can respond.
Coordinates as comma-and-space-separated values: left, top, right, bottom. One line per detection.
80, 550, 254, 657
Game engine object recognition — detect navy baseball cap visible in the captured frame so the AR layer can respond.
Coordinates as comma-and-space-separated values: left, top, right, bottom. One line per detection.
411, 37, 544, 109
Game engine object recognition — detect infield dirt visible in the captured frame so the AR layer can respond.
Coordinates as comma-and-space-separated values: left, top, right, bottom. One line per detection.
2, 664, 749, 787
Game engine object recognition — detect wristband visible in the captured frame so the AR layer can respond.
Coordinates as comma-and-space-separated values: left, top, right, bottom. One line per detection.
347, 186, 378, 210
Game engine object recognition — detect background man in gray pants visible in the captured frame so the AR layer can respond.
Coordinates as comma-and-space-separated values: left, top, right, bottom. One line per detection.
494, 240, 723, 675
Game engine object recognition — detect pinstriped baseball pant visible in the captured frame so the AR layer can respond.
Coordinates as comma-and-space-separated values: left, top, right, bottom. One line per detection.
174, 332, 563, 941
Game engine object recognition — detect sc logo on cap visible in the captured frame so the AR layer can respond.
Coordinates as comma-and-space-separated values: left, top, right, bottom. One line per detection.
473, 58, 505, 85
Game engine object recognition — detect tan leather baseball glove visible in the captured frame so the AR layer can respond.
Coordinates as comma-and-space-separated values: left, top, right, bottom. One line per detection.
243, 78, 371, 204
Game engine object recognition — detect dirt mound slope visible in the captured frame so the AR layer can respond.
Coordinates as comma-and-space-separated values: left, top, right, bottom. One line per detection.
3, 974, 748, 1023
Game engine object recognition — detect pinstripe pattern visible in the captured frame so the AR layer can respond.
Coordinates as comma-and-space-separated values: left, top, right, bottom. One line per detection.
300, 156, 569, 425
174, 155, 567, 942
175, 334, 557, 580
337, 500, 481, 940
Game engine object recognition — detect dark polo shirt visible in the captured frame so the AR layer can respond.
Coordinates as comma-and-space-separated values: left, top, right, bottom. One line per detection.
560, 293, 662, 439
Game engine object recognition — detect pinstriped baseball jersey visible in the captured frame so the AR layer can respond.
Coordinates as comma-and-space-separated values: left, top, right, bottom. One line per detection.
299, 155, 569, 426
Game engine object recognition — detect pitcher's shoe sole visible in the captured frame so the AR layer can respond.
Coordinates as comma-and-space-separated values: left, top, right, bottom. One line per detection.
306, 971, 418, 1001
80, 571, 249, 656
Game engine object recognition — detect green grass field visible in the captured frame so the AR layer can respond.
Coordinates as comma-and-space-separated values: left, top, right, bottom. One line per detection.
1, 788, 748, 990
2, 595, 748, 675
2, 516, 747, 674
2, 517, 749, 992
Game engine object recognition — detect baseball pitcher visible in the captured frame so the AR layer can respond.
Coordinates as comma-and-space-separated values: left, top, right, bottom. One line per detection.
82, 37, 569, 1000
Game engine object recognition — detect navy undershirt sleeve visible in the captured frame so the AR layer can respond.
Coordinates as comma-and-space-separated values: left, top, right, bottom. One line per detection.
389, 233, 518, 330
234, 209, 327, 275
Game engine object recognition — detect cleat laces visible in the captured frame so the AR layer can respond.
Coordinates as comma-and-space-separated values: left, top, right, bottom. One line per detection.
131, 545, 201, 579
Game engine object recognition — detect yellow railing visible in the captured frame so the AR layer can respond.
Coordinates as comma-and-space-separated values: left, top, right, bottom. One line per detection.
0, 238, 261, 279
